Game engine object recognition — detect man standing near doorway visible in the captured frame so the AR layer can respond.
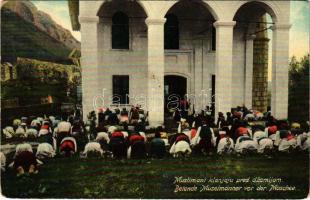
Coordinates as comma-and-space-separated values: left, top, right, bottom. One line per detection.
180, 96, 190, 120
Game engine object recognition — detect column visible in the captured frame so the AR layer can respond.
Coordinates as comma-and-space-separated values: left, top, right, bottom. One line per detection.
252, 15, 270, 112
193, 39, 203, 112
79, 16, 100, 121
271, 23, 291, 119
244, 35, 255, 109
214, 21, 236, 117
145, 18, 166, 126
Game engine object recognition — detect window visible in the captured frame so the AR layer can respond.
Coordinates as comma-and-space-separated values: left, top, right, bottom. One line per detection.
211, 26, 216, 51
112, 75, 129, 104
112, 12, 129, 49
164, 14, 179, 49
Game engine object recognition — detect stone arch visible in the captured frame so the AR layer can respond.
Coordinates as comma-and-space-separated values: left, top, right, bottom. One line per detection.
164, 72, 190, 80
162, 0, 218, 52
232, 1, 279, 23
232, 1, 278, 112
164, 0, 219, 21
96, 0, 148, 18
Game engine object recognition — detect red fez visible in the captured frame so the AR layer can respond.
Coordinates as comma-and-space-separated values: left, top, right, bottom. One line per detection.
268, 125, 277, 135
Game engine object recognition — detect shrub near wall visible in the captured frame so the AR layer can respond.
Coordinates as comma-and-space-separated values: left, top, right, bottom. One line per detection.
288, 54, 309, 122
15, 57, 81, 84
1, 57, 81, 106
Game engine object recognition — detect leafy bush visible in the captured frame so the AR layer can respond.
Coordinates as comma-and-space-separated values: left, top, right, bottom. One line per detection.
1, 58, 81, 105
288, 54, 309, 122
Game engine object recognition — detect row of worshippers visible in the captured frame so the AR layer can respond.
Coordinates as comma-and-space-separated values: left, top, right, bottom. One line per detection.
97, 105, 147, 126
2, 116, 85, 143
173, 104, 270, 127
2, 113, 310, 176
83, 116, 308, 157
1, 116, 166, 176
174, 116, 310, 155
215, 106, 269, 128
1, 116, 88, 176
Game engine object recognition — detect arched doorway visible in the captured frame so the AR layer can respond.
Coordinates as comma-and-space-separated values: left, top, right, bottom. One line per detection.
164, 75, 187, 113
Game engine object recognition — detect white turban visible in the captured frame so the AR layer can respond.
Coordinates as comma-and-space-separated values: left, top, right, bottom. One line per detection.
57, 121, 71, 133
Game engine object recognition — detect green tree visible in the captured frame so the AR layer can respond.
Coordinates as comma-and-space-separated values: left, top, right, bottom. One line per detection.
288, 54, 309, 122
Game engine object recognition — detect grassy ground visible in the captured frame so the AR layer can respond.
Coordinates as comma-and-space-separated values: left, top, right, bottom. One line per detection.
1, 152, 309, 199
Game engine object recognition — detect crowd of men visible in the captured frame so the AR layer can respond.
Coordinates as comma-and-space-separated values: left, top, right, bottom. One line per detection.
1, 105, 309, 176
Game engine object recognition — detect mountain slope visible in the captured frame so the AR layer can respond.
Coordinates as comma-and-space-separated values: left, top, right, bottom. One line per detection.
3, 1, 80, 50
1, 8, 73, 64
1, 1, 80, 64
